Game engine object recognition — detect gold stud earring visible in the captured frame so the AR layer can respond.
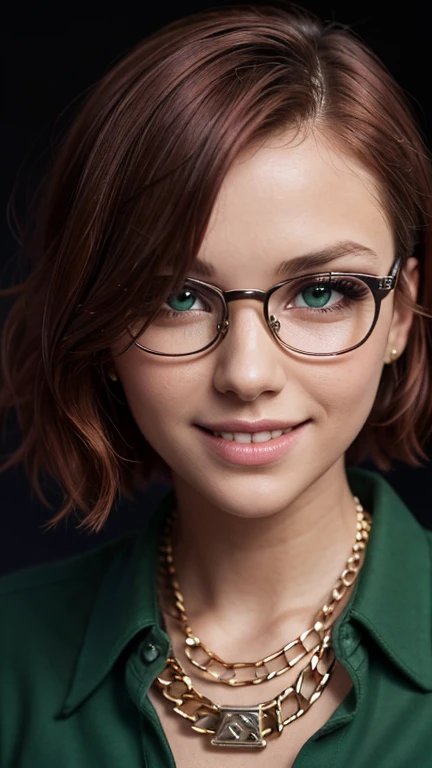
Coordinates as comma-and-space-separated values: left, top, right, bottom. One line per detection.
385, 348, 398, 364
108, 370, 118, 381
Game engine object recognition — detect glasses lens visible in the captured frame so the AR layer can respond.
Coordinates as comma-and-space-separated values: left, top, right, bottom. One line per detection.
268, 275, 376, 354
129, 281, 224, 354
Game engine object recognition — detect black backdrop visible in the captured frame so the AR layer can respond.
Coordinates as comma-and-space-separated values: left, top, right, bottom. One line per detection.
1, 1, 431, 575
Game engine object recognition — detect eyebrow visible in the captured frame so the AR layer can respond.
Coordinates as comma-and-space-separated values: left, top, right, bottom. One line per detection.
190, 240, 379, 278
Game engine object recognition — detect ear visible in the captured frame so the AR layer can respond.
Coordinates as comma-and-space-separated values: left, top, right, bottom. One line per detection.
385, 256, 419, 362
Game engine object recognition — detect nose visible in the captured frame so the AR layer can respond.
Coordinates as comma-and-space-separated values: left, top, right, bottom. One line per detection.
212, 303, 287, 401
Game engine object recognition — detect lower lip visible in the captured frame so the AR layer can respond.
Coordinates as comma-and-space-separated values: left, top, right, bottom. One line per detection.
196, 422, 310, 466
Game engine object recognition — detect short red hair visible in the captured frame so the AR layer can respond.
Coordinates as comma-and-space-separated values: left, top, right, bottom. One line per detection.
1, 4, 431, 532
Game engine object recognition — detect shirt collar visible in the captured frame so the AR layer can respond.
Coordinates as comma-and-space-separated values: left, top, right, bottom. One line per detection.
340, 467, 432, 691
60, 487, 175, 717
60, 468, 432, 716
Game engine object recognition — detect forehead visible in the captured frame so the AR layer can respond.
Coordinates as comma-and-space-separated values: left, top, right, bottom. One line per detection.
197, 130, 394, 278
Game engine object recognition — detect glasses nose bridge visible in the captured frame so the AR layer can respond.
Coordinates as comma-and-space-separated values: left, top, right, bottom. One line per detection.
221, 288, 280, 337
223, 288, 268, 305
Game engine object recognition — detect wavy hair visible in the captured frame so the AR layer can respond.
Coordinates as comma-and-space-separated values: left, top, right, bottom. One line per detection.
1, 2, 431, 532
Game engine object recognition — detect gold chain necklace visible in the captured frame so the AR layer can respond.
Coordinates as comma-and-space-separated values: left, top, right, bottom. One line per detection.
153, 494, 371, 749
160, 496, 371, 686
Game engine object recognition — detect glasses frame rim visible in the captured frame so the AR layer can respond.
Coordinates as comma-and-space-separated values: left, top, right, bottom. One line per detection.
128, 254, 402, 357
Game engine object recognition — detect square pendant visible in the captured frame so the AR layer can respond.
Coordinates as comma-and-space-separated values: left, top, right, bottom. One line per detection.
211, 705, 266, 748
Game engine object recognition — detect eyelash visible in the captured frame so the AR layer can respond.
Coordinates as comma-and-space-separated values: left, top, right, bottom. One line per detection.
296, 279, 369, 314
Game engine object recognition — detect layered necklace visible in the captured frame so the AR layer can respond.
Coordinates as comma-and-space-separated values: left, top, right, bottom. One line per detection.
152, 495, 371, 749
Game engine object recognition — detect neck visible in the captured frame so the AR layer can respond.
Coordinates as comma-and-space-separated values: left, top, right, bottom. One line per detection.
164, 463, 362, 647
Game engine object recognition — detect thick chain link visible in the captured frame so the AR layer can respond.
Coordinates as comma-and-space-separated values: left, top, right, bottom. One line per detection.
154, 631, 336, 742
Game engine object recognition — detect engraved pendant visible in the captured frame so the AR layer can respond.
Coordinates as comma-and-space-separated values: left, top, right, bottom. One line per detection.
211, 705, 266, 748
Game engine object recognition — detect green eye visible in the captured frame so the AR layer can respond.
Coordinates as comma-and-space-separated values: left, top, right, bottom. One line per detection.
300, 285, 333, 308
167, 290, 197, 312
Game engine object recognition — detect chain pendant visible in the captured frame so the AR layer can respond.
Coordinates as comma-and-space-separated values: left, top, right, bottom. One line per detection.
210, 705, 266, 748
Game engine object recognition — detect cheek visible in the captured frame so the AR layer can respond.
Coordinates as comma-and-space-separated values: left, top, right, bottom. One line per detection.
311, 340, 387, 432
116, 354, 205, 441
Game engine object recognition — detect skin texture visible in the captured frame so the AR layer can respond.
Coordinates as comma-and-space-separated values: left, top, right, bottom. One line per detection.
111, 130, 418, 656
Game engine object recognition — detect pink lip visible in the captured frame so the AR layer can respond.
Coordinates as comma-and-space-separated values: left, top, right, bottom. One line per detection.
196, 421, 310, 466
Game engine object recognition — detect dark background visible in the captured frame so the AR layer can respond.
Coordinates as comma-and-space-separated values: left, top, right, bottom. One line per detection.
1, 1, 431, 575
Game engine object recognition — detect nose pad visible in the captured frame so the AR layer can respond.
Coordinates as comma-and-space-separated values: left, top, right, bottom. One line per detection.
217, 319, 230, 335
269, 314, 281, 334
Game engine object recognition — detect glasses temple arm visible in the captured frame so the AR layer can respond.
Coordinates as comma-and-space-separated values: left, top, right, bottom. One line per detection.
390, 254, 403, 286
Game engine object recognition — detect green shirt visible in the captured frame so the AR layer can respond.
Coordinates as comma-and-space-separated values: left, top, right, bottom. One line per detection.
1, 467, 431, 767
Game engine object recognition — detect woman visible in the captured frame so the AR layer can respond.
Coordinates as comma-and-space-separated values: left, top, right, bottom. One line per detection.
0, 3, 431, 767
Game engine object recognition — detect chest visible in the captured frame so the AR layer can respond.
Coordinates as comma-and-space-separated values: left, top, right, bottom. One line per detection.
146, 660, 353, 768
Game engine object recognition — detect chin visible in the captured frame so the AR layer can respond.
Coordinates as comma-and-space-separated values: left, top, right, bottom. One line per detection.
193, 474, 301, 519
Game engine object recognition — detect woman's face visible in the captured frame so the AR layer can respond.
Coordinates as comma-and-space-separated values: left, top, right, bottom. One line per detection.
112, 130, 417, 518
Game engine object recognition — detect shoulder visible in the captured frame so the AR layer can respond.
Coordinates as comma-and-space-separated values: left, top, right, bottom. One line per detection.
347, 466, 432, 542
0, 532, 138, 701
0, 531, 140, 651
0, 530, 142, 762
357, 465, 432, 571
345, 467, 432, 693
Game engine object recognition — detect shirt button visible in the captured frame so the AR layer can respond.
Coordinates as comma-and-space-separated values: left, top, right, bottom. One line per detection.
140, 642, 161, 664
343, 625, 359, 652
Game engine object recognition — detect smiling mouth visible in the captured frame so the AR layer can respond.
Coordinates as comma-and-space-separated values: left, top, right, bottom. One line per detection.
196, 421, 309, 465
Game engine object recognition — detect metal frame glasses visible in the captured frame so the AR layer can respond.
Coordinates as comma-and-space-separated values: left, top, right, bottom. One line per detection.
128, 254, 402, 357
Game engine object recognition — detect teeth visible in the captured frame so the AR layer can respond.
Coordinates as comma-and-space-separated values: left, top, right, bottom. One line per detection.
251, 431, 271, 443
212, 428, 292, 443
221, 432, 234, 441
234, 432, 253, 443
